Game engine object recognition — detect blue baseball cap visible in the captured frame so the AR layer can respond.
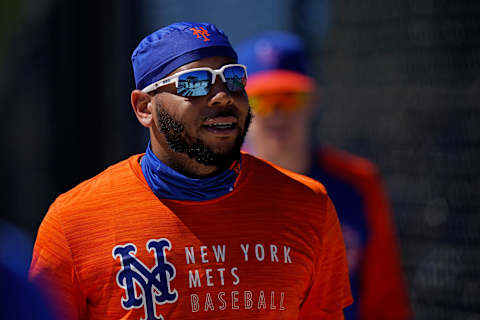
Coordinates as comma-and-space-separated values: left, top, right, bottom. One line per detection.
132, 22, 238, 90
236, 31, 315, 94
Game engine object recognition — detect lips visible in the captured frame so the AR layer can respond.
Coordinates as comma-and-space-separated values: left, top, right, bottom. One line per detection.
202, 116, 238, 135
199, 104, 242, 136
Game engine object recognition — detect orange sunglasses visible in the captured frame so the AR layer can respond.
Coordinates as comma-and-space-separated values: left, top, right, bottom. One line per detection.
248, 92, 311, 117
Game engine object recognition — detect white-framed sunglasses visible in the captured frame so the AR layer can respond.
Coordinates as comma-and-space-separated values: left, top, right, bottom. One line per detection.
142, 64, 248, 97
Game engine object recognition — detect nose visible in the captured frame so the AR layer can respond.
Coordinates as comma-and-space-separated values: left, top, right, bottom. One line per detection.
207, 75, 234, 107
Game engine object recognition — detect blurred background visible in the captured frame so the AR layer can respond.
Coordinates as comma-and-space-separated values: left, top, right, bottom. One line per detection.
0, 0, 479, 319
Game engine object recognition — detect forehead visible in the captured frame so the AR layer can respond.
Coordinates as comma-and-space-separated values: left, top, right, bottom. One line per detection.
171, 56, 236, 75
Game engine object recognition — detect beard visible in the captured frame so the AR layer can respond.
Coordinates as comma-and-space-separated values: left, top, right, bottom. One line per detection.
156, 104, 252, 169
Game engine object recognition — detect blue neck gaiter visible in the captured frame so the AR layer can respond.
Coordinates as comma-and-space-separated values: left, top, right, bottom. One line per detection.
141, 143, 241, 201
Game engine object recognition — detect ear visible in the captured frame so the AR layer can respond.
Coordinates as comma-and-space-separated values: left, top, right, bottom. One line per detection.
131, 89, 154, 128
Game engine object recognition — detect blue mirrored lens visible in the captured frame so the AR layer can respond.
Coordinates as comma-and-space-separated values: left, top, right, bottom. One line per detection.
177, 70, 212, 97
223, 66, 247, 92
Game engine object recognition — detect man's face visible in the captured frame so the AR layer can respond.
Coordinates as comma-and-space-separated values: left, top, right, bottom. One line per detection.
150, 56, 251, 172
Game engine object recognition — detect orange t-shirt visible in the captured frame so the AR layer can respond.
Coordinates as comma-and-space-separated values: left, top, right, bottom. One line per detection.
29, 153, 352, 320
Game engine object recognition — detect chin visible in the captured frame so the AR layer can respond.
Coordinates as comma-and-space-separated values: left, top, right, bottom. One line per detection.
210, 145, 241, 160
207, 139, 238, 153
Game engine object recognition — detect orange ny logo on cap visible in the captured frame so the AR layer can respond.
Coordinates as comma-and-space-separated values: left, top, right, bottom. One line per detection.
190, 26, 211, 41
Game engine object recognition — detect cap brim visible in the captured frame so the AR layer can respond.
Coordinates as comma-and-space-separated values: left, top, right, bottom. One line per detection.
245, 70, 315, 95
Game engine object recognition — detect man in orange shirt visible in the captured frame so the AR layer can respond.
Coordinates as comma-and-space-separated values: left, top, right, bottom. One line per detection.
29, 22, 352, 320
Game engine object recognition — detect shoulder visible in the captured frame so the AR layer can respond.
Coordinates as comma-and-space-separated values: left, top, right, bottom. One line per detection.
318, 146, 381, 182
242, 152, 328, 197
52, 154, 144, 213
241, 153, 338, 231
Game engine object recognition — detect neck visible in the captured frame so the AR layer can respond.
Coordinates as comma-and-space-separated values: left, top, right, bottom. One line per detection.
141, 144, 241, 201
256, 139, 311, 174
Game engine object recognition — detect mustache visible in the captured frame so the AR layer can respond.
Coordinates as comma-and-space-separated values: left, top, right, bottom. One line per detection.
201, 105, 239, 121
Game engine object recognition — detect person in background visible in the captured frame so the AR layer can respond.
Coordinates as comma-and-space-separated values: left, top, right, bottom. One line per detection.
237, 31, 411, 320
0, 220, 55, 319
0, 263, 56, 319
